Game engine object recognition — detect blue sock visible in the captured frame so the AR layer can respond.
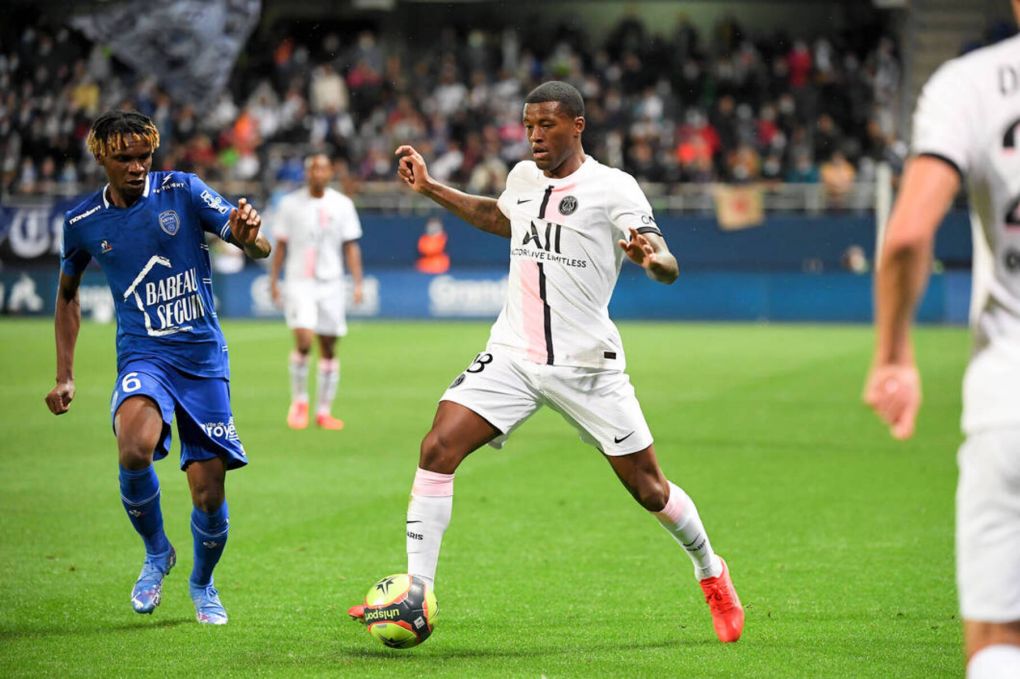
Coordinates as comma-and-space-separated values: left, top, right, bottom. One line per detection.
190, 502, 229, 587
119, 466, 170, 557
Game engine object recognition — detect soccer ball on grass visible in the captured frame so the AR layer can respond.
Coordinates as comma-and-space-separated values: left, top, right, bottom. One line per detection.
361, 574, 438, 649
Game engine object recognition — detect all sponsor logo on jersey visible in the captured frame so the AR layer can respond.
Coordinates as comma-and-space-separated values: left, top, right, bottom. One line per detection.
558, 195, 578, 215
448, 373, 466, 389
512, 220, 588, 268
200, 189, 230, 215
158, 210, 180, 236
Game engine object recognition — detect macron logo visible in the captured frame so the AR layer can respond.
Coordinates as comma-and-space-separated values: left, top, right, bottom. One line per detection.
69, 205, 101, 225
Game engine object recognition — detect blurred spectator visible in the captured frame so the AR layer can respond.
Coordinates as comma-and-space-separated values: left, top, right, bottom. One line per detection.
0, 14, 902, 202
416, 217, 450, 274
786, 149, 819, 183
820, 150, 856, 207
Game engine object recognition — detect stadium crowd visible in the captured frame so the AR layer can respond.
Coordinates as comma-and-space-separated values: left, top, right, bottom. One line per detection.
0, 13, 902, 201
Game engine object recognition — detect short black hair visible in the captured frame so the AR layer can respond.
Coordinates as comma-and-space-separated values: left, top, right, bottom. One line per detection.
86, 110, 160, 159
524, 81, 585, 118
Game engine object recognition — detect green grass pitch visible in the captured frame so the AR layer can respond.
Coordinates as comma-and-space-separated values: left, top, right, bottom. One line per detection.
0, 318, 968, 677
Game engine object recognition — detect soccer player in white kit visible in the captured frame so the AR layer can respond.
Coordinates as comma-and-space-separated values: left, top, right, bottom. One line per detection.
270, 154, 364, 430
865, 5, 1020, 675
349, 81, 744, 643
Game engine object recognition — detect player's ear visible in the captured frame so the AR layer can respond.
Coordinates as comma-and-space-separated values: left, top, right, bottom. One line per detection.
575, 116, 586, 136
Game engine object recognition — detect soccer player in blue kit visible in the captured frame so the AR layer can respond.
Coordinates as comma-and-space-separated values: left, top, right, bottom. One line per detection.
43, 111, 271, 625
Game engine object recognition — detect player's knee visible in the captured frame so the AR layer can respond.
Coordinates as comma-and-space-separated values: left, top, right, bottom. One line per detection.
632, 477, 669, 512
117, 437, 156, 470
190, 484, 225, 513
419, 430, 460, 474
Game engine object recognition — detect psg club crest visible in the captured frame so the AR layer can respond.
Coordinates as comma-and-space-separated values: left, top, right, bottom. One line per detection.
158, 210, 181, 236
100, 240, 112, 253
558, 195, 578, 215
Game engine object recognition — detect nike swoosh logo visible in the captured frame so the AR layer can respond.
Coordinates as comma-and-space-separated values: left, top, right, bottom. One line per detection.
406, 520, 422, 524
517, 198, 532, 204
613, 432, 635, 444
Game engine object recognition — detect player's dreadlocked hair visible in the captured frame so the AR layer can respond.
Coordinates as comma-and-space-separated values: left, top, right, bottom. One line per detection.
86, 110, 160, 160
524, 81, 585, 118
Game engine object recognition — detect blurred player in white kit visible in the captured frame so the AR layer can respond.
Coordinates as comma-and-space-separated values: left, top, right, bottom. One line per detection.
270, 153, 363, 430
865, 4, 1020, 676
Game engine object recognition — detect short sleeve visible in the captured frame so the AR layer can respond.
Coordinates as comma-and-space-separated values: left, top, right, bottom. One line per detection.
60, 217, 91, 276
496, 163, 523, 218
341, 198, 362, 242
607, 172, 660, 236
911, 59, 980, 176
188, 174, 238, 243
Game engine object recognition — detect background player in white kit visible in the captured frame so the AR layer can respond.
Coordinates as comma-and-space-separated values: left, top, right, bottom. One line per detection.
348, 81, 744, 643
865, 4, 1020, 676
270, 153, 364, 430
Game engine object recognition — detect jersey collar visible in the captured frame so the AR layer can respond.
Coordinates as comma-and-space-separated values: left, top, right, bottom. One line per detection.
101, 174, 151, 209
540, 155, 595, 185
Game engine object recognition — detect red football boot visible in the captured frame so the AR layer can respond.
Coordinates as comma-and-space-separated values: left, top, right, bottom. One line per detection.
699, 556, 744, 642
316, 413, 345, 430
287, 401, 309, 430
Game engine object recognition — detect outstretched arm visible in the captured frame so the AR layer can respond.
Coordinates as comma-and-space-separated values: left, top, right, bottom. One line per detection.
395, 145, 511, 238
229, 198, 272, 259
618, 228, 679, 284
45, 271, 84, 415
863, 155, 959, 439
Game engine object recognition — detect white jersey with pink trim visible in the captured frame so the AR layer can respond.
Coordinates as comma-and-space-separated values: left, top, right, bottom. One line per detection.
911, 34, 1020, 433
274, 187, 362, 283
490, 156, 661, 370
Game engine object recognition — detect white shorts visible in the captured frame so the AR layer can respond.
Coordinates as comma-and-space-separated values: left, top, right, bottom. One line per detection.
284, 280, 347, 337
439, 347, 653, 456
956, 427, 1020, 622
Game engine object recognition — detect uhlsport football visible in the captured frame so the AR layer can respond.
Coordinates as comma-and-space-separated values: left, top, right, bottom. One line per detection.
361, 574, 438, 648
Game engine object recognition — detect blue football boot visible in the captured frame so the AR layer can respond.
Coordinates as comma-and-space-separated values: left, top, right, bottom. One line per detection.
131, 546, 176, 614
190, 579, 228, 625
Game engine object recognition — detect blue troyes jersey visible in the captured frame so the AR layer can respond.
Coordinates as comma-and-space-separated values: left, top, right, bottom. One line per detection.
61, 172, 239, 378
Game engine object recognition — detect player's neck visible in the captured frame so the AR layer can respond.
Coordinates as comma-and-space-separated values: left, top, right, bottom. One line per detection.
544, 150, 586, 179
308, 185, 326, 199
106, 185, 140, 209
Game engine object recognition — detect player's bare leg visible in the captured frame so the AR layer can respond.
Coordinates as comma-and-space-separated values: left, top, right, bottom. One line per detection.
606, 446, 744, 642
965, 621, 1020, 677
115, 396, 175, 614
314, 334, 343, 430
350, 401, 499, 623
185, 457, 229, 624
287, 328, 314, 429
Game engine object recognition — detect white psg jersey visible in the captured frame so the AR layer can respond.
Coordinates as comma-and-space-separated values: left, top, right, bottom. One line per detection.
490, 156, 661, 370
912, 34, 1020, 433
274, 187, 362, 283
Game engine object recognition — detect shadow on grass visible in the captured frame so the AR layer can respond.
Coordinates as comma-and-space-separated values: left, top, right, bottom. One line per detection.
0, 617, 193, 640
324, 636, 704, 662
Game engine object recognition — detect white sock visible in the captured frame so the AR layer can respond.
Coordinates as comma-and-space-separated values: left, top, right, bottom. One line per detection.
289, 351, 309, 404
968, 644, 1020, 679
654, 481, 722, 580
406, 467, 454, 588
315, 357, 340, 415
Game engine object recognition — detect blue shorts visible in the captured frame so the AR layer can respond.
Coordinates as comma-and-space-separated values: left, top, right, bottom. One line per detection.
109, 360, 248, 471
